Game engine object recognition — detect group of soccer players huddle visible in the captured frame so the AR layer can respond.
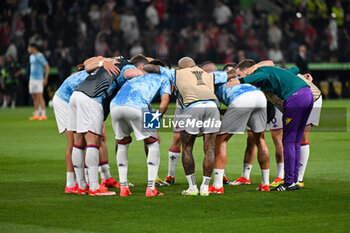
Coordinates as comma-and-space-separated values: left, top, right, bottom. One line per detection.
53, 53, 322, 196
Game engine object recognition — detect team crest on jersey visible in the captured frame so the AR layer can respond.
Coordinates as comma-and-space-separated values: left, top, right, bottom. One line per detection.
143, 110, 161, 129
285, 118, 292, 125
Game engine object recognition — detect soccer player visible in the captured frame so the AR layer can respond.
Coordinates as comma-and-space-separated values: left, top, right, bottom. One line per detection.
200, 61, 234, 185
226, 61, 314, 191
27, 43, 50, 120
69, 55, 135, 196
209, 60, 270, 194
150, 57, 233, 196
231, 65, 321, 188
110, 58, 171, 197
53, 60, 120, 193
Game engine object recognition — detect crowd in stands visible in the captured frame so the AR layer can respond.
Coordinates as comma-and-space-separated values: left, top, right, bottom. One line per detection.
0, 0, 350, 71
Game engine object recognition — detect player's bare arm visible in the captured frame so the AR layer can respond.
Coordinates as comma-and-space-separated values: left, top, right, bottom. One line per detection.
225, 77, 240, 87
159, 93, 170, 116
43, 63, 50, 86
83, 56, 120, 76
246, 60, 275, 75
123, 68, 147, 79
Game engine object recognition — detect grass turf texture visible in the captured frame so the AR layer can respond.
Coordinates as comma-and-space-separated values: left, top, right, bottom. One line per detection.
0, 100, 349, 233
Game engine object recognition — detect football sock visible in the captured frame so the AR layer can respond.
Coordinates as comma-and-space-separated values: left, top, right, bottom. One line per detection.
2, 99, 7, 107
261, 169, 270, 186
200, 176, 211, 191
34, 109, 40, 116
41, 109, 46, 116
38, 105, 42, 116
168, 149, 181, 177
117, 143, 129, 187
213, 168, 224, 189
276, 163, 284, 179
298, 143, 310, 181
72, 145, 87, 189
242, 163, 253, 179
85, 145, 100, 191
66, 171, 76, 188
186, 174, 197, 189
98, 161, 112, 180
147, 142, 160, 189
84, 166, 89, 184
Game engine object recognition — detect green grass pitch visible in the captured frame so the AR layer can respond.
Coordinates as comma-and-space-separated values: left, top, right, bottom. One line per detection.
0, 100, 349, 233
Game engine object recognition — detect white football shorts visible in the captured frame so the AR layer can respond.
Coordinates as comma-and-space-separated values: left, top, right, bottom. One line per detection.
110, 105, 158, 141
29, 79, 44, 94
220, 90, 267, 134
52, 94, 69, 134
68, 91, 104, 135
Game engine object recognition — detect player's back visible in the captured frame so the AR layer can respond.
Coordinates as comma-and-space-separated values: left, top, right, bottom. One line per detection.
215, 82, 259, 106
55, 70, 90, 103
255, 66, 308, 100
111, 73, 170, 110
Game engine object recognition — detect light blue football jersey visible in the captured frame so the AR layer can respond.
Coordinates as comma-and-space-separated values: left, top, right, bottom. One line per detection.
29, 52, 48, 80
215, 82, 260, 106
55, 70, 90, 103
110, 70, 171, 110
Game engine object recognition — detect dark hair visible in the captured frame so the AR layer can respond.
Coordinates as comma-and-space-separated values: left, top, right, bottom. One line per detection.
200, 60, 215, 68
76, 64, 85, 71
29, 43, 39, 50
149, 58, 171, 68
222, 62, 237, 71
130, 54, 148, 67
236, 59, 256, 70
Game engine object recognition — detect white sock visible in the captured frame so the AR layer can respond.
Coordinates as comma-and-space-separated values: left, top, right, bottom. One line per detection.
84, 166, 89, 184
213, 169, 224, 189
38, 105, 42, 116
35, 109, 40, 116
72, 145, 87, 189
99, 161, 112, 180
117, 143, 129, 187
85, 145, 100, 191
168, 149, 181, 177
186, 174, 197, 189
261, 169, 270, 186
147, 142, 160, 189
2, 99, 7, 107
41, 109, 46, 116
200, 176, 211, 191
276, 163, 284, 179
66, 172, 76, 187
241, 163, 253, 179
298, 143, 310, 181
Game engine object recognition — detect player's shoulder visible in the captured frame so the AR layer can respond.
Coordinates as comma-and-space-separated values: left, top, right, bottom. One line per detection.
36, 52, 45, 58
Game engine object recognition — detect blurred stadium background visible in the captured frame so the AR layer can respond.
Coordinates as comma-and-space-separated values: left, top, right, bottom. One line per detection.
0, 0, 350, 107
